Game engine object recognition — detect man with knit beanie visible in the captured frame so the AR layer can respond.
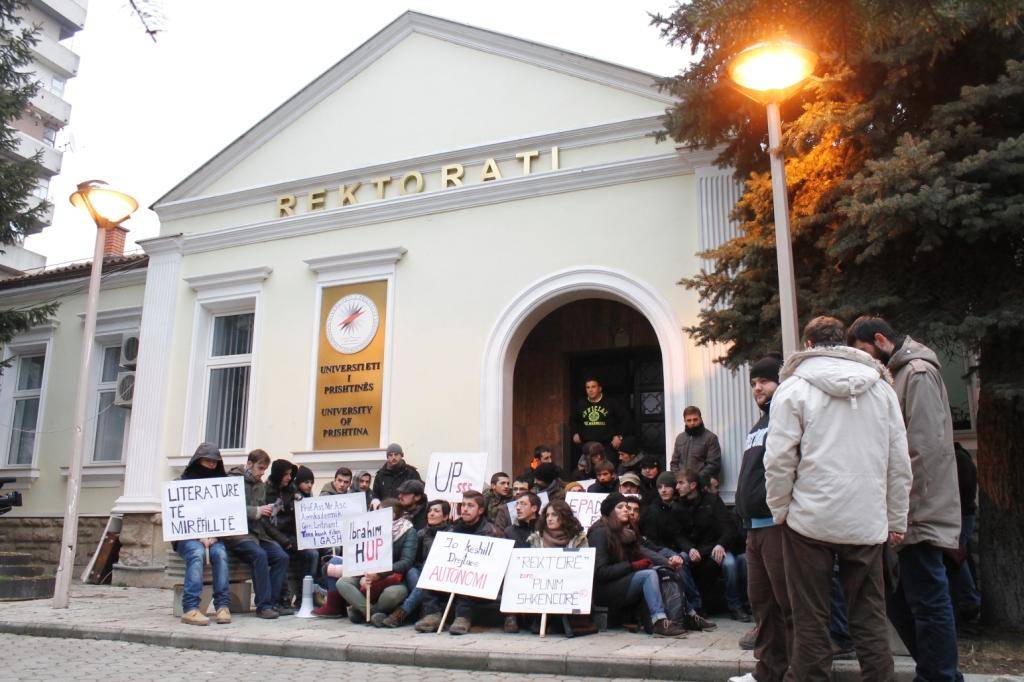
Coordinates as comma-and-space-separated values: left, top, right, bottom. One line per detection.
729, 355, 789, 682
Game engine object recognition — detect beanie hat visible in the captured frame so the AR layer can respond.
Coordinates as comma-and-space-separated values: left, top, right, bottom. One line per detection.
600, 492, 628, 518
617, 435, 638, 456
534, 463, 561, 485
619, 472, 641, 487
386, 443, 404, 455
295, 465, 314, 485
750, 354, 783, 385
656, 471, 677, 488
396, 479, 425, 496
639, 455, 660, 470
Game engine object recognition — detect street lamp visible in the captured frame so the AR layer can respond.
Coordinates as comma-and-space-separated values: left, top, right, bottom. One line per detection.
727, 41, 818, 356
53, 181, 138, 609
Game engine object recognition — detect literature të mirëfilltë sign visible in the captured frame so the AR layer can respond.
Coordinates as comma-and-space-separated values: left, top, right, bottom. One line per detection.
314, 280, 388, 451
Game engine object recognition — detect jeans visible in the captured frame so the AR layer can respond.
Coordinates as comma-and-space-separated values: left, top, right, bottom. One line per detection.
888, 543, 964, 682
230, 539, 289, 611
295, 548, 319, 578
321, 556, 342, 592
954, 514, 981, 611
830, 558, 854, 650
176, 539, 230, 613
722, 551, 749, 612
400, 566, 424, 614
625, 569, 667, 625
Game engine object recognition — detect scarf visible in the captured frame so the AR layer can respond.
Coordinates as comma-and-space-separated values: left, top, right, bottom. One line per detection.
684, 423, 706, 437
392, 517, 413, 542
540, 527, 572, 548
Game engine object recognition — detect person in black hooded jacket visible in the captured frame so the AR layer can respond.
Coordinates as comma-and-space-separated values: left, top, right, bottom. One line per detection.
174, 442, 232, 626
371, 443, 422, 507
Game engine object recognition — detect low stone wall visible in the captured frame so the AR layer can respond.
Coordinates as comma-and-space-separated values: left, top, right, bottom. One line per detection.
0, 516, 109, 575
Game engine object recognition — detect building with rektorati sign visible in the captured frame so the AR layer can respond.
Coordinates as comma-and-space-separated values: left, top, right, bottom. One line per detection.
0, 12, 981, 585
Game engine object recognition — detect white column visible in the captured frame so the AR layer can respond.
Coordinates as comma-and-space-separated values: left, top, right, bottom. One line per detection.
112, 236, 184, 513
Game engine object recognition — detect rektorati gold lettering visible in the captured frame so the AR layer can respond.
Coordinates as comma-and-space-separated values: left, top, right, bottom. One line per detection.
276, 146, 561, 218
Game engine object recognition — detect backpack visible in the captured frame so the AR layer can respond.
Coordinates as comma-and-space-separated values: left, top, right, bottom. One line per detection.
657, 566, 687, 625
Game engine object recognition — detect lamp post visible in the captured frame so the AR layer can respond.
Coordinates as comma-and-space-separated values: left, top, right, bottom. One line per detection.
727, 41, 818, 357
53, 181, 138, 609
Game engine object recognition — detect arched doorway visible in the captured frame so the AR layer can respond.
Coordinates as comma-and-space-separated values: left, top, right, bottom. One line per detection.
480, 266, 686, 476
512, 299, 664, 475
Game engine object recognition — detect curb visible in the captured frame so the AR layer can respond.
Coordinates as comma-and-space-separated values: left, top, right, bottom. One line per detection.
0, 619, 923, 681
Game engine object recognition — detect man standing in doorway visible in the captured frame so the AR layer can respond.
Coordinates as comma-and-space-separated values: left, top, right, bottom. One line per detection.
571, 377, 629, 460
847, 316, 964, 682
670, 406, 722, 487
370, 443, 421, 508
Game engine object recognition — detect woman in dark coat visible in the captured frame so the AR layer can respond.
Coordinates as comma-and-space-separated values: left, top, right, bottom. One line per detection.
587, 493, 687, 638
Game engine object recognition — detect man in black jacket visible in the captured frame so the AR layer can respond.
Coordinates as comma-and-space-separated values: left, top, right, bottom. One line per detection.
728, 355, 789, 682
371, 443, 421, 508
505, 492, 541, 548
570, 377, 630, 459
677, 469, 741, 619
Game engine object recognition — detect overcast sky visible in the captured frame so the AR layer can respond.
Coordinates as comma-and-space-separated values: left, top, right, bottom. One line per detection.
25, 0, 688, 266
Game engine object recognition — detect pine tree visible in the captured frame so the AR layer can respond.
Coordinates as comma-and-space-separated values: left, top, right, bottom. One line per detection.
653, 0, 1024, 627
0, 0, 58, 360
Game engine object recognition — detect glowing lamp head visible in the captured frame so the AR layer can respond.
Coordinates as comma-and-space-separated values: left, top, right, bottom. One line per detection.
69, 180, 138, 229
727, 41, 818, 104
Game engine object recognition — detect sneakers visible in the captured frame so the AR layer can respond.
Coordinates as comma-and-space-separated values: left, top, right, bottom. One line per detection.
214, 607, 231, 624
739, 624, 758, 650
276, 604, 295, 616
683, 611, 717, 631
180, 609, 210, 626
414, 612, 442, 633
503, 615, 520, 633
652, 618, 688, 638
255, 608, 279, 619
378, 607, 408, 628
728, 674, 757, 682
730, 607, 753, 623
448, 616, 472, 635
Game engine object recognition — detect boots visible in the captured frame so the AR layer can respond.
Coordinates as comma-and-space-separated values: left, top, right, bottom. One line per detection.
374, 607, 407, 628
414, 612, 442, 632
181, 609, 210, 626
311, 588, 346, 618
214, 607, 232, 624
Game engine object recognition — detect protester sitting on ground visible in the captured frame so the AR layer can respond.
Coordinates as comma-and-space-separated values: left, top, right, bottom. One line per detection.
527, 499, 587, 549
638, 456, 661, 504
333, 498, 417, 625
619, 472, 642, 497
223, 449, 291, 618
677, 469, 744, 620
626, 496, 714, 632
414, 490, 505, 635
265, 459, 296, 507
519, 445, 555, 486
175, 442, 233, 626
289, 466, 322, 579
532, 463, 566, 502
574, 441, 608, 481
358, 471, 373, 504
397, 479, 427, 530
482, 472, 513, 529
371, 443, 421, 508
616, 436, 643, 477
321, 466, 354, 496
374, 499, 452, 628
263, 460, 312, 608
639, 471, 692, 555
505, 492, 541, 548
587, 461, 619, 494
512, 477, 532, 499
588, 492, 688, 638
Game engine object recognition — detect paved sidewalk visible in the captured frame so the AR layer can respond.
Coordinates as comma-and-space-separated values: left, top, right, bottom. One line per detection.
0, 585, 912, 681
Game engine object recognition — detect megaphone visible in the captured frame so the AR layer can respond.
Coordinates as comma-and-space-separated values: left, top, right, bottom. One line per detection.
295, 575, 316, 618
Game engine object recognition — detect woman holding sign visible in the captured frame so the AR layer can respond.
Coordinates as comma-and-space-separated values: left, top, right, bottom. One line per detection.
588, 493, 688, 638
335, 499, 417, 624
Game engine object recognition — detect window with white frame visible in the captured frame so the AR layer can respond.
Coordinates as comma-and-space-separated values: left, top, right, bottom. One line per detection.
7, 353, 45, 465
203, 312, 254, 450
42, 125, 57, 147
50, 75, 66, 97
92, 344, 128, 462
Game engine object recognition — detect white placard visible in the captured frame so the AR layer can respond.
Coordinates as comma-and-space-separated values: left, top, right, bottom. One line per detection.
500, 548, 596, 614
416, 531, 515, 600
424, 452, 487, 502
565, 491, 609, 529
506, 491, 549, 524
162, 477, 248, 543
342, 508, 394, 577
295, 492, 368, 549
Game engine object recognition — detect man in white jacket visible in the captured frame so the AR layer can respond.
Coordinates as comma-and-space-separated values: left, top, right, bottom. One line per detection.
764, 316, 912, 682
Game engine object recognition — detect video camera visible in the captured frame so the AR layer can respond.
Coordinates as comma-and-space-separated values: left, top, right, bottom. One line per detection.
0, 477, 22, 516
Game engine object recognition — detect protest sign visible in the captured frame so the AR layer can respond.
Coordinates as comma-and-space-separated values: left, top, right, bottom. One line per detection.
295, 492, 367, 550
565, 491, 609, 529
162, 477, 247, 543
505, 491, 549, 524
342, 508, 393, 577
416, 531, 515, 600
424, 452, 487, 502
500, 548, 596, 615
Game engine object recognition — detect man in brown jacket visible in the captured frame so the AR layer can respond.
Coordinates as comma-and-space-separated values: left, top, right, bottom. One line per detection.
670, 406, 722, 486
848, 316, 963, 682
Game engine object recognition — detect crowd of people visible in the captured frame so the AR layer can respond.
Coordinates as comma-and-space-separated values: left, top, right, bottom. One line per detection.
172, 315, 979, 682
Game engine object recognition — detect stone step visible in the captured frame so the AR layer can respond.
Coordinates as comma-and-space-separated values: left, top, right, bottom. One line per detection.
0, 552, 33, 566
0, 565, 44, 577
0, 575, 55, 601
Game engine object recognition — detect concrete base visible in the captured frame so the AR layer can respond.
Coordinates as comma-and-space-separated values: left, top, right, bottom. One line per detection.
110, 513, 165, 588
171, 582, 252, 617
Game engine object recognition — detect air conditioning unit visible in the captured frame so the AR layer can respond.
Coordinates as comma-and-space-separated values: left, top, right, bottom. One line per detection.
120, 335, 140, 368
114, 371, 135, 408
